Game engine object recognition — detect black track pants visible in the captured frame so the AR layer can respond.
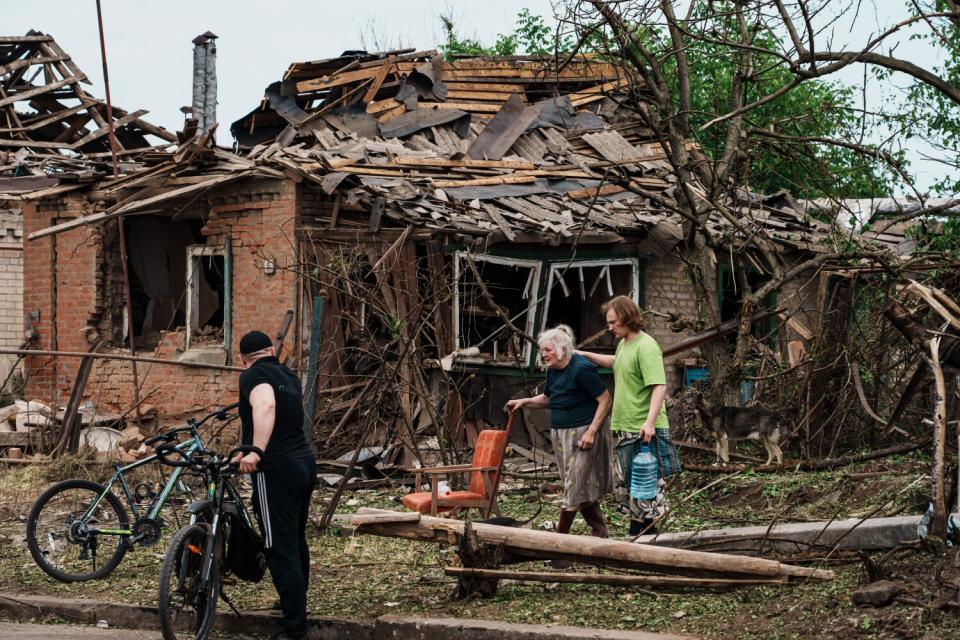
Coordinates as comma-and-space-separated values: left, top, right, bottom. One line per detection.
252, 457, 316, 637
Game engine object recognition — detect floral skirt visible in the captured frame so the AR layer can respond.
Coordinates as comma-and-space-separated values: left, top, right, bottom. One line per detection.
551, 422, 614, 510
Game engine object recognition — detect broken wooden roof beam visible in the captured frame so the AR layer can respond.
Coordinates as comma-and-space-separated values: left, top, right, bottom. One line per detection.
0, 31, 174, 166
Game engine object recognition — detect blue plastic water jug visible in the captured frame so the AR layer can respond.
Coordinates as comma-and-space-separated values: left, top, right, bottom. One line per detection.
630, 444, 658, 500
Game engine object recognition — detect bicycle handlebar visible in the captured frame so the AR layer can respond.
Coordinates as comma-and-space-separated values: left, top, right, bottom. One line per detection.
144, 403, 239, 447
155, 442, 194, 468
155, 443, 264, 472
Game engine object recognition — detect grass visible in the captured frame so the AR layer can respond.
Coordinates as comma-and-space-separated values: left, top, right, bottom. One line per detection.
0, 451, 958, 639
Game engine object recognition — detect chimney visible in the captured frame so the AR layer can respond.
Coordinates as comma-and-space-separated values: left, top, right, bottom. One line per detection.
191, 31, 218, 134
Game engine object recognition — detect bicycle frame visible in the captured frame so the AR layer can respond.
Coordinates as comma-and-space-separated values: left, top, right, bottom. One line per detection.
80, 435, 206, 540
187, 464, 253, 590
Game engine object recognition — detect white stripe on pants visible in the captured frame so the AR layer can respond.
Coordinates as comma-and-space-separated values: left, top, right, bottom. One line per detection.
256, 473, 273, 548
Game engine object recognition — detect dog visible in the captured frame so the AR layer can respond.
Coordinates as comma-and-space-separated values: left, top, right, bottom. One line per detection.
695, 395, 791, 466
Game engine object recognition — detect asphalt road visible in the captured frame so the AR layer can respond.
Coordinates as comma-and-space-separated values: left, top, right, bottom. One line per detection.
0, 622, 257, 639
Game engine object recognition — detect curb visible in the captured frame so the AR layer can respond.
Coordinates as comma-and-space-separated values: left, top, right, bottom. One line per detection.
0, 593, 696, 639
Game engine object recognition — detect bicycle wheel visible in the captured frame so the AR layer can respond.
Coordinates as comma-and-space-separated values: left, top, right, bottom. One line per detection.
158, 523, 219, 640
26, 479, 129, 582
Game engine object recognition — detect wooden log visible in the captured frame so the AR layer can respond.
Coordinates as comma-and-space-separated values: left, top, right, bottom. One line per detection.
444, 567, 789, 588
344, 512, 421, 526
353, 508, 833, 581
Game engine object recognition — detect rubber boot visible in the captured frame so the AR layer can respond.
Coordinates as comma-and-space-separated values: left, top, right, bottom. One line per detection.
556, 509, 577, 534
580, 502, 608, 538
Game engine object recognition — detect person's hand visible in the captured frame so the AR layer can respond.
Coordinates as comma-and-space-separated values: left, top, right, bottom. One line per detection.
505, 398, 525, 414
232, 451, 261, 473
640, 422, 655, 444
578, 429, 597, 450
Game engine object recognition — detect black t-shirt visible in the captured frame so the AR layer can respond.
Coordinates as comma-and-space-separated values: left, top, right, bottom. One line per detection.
238, 356, 313, 472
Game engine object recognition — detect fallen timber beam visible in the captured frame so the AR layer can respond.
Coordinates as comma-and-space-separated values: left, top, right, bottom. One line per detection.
344, 509, 833, 581
444, 567, 789, 588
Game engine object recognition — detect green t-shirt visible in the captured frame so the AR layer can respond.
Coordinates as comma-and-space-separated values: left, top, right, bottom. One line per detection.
610, 332, 670, 432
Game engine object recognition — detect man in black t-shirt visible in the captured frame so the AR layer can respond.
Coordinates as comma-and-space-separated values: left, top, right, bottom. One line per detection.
233, 330, 316, 640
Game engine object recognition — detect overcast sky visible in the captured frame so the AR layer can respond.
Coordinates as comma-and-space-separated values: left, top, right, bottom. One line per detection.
4, 1, 950, 194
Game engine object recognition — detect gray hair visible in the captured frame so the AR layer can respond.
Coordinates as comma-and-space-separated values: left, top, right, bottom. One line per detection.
538, 324, 576, 360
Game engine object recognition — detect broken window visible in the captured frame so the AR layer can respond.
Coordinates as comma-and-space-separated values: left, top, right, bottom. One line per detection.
454, 253, 541, 366
541, 259, 640, 353
186, 244, 230, 350
123, 217, 196, 348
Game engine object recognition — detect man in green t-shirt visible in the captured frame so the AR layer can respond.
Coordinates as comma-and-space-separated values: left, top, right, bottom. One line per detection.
578, 295, 682, 536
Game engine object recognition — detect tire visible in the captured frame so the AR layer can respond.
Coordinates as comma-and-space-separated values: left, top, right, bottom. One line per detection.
158, 523, 219, 640
25, 479, 129, 582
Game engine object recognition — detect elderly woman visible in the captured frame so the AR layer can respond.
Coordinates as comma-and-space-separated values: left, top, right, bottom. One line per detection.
577, 295, 681, 536
506, 325, 613, 537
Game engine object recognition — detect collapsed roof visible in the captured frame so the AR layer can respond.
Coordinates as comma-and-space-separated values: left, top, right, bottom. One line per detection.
14, 44, 915, 256
0, 31, 177, 192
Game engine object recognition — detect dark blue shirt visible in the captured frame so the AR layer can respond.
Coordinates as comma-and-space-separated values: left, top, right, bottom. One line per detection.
544, 354, 608, 428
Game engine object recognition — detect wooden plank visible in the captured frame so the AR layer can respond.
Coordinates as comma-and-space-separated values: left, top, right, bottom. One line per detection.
388, 157, 535, 170
0, 36, 54, 43
432, 175, 537, 188
362, 56, 395, 104
481, 203, 516, 242
445, 82, 522, 92
39, 39, 91, 87
446, 90, 519, 102
108, 172, 250, 215
420, 102, 504, 113
467, 93, 539, 160
0, 75, 82, 108
295, 66, 381, 92
0, 99, 95, 133
566, 184, 627, 199
69, 109, 147, 148
0, 54, 68, 77
581, 130, 641, 164
366, 97, 404, 115
0, 138, 75, 149
376, 104, 406, 122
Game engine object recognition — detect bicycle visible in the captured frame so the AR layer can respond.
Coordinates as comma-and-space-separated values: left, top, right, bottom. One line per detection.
155, 441, 262, 640
25, 403, 238, 582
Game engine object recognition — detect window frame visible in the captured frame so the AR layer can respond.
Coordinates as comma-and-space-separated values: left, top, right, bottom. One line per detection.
452, 252, 542, 367
539, 257, 641, 336
185, 242, 231, 352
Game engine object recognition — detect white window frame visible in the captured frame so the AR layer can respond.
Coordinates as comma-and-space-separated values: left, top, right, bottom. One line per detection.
186, 244, 227, 350
539, 258, 640, 336
453, 252, 542, 367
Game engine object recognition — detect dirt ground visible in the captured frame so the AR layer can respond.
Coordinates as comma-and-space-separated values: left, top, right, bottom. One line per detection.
1, 450, 959, 640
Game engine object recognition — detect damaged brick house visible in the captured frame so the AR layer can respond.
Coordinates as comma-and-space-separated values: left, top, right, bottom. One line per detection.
15, 44, 900, 452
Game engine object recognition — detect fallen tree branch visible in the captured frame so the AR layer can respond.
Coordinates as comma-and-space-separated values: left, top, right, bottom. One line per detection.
443, 567, 788, 588
681, 440, 928, 473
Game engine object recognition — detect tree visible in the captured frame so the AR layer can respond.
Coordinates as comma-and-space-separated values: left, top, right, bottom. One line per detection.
439, 9, 574, 59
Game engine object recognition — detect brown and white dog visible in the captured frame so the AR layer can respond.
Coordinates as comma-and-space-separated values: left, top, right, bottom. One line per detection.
695, 395, 791, 466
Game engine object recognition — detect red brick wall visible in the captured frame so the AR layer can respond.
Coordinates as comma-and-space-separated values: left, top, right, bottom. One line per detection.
23, 178, 299, 421
643, 254, 702, 392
